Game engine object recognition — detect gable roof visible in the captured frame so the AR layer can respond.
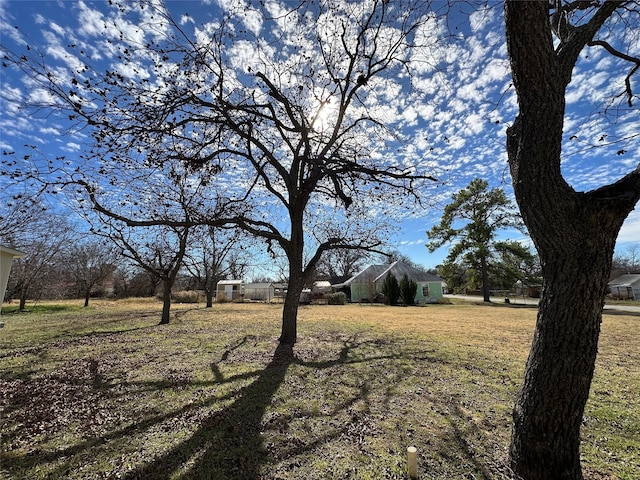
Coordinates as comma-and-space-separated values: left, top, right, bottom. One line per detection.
608, 274, 640, 287
244, 282, 274, 289
335, 261, 442, 287
217, 279, 244, 286
0, 245, 26, 257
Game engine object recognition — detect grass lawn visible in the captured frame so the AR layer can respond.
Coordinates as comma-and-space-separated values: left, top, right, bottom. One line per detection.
0, 299, 638, 479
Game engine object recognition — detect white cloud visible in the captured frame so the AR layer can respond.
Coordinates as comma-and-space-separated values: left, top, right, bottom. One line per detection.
180, 14, 194, 26
76, 1, 105, 37
617, 209, 640, 244
62, 142, 82, 152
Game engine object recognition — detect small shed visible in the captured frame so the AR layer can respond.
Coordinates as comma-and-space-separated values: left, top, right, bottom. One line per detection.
216, 279, 244, 302
244, 282, 276, 302
333, 260, 444, 304
608, 274, 640, 300
1, 245, 26, 311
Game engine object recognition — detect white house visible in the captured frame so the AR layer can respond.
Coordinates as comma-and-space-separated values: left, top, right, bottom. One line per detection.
1, 245, 26, 315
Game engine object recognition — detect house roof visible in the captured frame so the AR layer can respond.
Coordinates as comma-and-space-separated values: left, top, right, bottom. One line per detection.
245, 282, 274, 288
608, 274, 640, 287
0, 245, 26, 257
217, 279, 244, 286
334, 261, 442, 287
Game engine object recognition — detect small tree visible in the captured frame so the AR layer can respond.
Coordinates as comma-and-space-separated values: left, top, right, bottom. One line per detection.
66, 240, 117, 307
183, 226, 251, 308
382, 272, 400, 306
399, 274, 417, 306
98, 223, 189, 325
2, 211, 74, 309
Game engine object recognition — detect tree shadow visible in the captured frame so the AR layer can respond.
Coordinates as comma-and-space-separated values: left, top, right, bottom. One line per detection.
120, 335, 394, 479
122, 342, 295, 479
2, 332, 516, 478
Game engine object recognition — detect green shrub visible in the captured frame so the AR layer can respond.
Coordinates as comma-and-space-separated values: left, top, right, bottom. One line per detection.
327, 292, 347, 305
382, 273, 400, 305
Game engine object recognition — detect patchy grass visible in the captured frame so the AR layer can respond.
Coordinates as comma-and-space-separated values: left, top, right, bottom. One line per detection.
0, 300, 638, 479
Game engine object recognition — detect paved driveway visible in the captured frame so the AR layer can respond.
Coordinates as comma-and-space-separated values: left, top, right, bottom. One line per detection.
444, 294, 640, 314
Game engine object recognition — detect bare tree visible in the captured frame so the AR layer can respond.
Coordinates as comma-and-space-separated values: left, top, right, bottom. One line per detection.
65, 239, 118, 307
2, 0, 440, 345
504, 1, 640, 478
2, 211, 74, 309
190, 0, 438, 344
105, 223, 189, 325
315, 248, 371, 281
183, 226, 252, 307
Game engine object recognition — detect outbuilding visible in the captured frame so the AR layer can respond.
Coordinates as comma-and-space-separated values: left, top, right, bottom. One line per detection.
608, 274, 640, 300
244, 282, 277, 302
216, 279, 244, 302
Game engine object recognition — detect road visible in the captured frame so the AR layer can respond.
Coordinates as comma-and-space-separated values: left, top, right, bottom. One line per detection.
444, 294, 640, 314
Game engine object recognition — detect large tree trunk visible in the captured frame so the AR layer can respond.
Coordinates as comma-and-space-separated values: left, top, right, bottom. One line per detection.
507, 200, 617, 478
504, 2, 640, 478
280, 276, 303, 346
159, 280, 172, 325
84, 288, 91, 308
280, 250, 305, 345
279, 208, 306, 346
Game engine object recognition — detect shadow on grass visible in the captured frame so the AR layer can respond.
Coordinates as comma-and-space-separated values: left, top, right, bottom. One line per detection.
1, 333, 513, 479
122, 341, 295, 479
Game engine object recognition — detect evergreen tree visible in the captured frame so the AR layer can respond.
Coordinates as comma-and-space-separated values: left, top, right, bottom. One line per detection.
399, 274, 417, 306
427, 179, 525, 302
382, 273, 400, 306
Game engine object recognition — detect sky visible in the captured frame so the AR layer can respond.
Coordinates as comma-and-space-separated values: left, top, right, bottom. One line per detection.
1, 0, 638, 275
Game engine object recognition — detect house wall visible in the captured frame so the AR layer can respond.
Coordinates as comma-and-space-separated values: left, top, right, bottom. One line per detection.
350, 282, 380, 302
416, 281, 443, 303
348, 280, 443, 303
216, 283, 243, 301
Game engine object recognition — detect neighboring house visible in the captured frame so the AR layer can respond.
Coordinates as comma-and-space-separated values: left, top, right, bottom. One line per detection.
1, 245, 25, 308
608, 274, 640, 300
333, 260, 444, 304
216, 279, 244, 301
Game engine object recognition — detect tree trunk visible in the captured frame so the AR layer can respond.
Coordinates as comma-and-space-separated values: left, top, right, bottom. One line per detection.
205, 288, 213, 308
480, 255, 490, 302
504, 2, 640, 478
19, 290, 27, 311
84, 288, 90, 307
279, 205, 307, 346
280, 266, 303, 346
159, 280, 172, 325
508, 219, 614, 479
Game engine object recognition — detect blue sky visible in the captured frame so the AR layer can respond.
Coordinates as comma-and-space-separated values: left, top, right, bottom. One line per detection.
1, 0, 638, 274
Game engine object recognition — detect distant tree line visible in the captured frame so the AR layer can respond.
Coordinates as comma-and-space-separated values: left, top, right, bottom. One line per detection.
0, 202, 385, 311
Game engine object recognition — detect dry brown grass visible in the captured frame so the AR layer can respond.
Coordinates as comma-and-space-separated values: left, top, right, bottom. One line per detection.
0, 300, 637, 479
